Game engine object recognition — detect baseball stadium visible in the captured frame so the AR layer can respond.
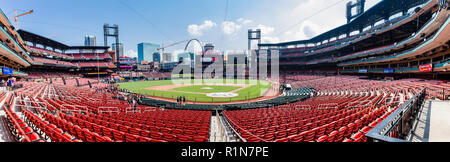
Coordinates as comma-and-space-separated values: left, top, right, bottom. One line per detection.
0, 0, 450, 144
117, 79, 277, 103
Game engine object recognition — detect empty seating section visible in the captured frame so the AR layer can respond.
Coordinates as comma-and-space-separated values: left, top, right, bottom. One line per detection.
223, 75, 449, 142
29, 46, 115, 69
19, 78, 110, 89
225, 105, 393, 142
26, 72, 81, 79
334, 44, 395, 61
278, 14, 409, 62
68, 110, 211, 142
77, 62, 115, 68
29, 46, 72, 59
2, 93, 44, 142
3, 74, 450, 142
29, 46, 112, 60
284, 75, 325, 82
32, 57, 78, 67
223, 90, 394, 142
117, 72, 171, 79
70, 53, 112, 60
3, 82, 211, 142
274, 94, 382, 110
32, 56, 114, 68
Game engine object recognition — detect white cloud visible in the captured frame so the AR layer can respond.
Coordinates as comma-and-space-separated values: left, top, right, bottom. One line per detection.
275, 0, 348, 42
222, 21, 242, 35
255, 24, 275, 35
125, 50, 137, 58
282, 20, 323, 42
237, 18, 253, 25
181, 0, 383, 50
187, 20, 217, 36
169, 49, 185, 62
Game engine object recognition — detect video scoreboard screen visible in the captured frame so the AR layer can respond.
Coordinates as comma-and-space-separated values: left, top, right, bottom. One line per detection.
419, 64, 433, 72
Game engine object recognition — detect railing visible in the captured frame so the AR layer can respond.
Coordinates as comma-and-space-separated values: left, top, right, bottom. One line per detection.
61, 104, 88, 114
215, 110, 238, 142
221, 112, 247, 142
98, 107, 119, 114
215, 110, 226, 142
318, 103, 338, 110
126, 107, 141, 113
429, 88, 450, 101
294, 105, 311, 110
366, 88, 426, 142
125, 107, 158, 113
444, 89, 450, 100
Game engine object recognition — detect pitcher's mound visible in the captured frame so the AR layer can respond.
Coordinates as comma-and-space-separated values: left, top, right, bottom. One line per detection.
201, 87, 213, 90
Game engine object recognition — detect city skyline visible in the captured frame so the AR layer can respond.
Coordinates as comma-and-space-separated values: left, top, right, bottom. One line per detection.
3, 0, 381, 58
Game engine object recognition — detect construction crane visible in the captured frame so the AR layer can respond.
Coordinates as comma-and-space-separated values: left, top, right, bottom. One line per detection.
14, 9, 34, 30
157, 39, 189, 69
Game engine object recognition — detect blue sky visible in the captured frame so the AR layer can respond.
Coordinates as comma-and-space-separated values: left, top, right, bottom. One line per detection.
3, 0, 381, 57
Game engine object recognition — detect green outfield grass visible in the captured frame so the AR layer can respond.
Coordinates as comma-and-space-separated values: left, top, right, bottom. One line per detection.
117, 79, 272, 102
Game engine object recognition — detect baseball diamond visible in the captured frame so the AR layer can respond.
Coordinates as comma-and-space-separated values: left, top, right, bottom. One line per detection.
117, 79, 275, 103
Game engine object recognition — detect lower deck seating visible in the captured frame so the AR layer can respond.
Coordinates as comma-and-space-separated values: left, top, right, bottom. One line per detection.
4, 75, 449, 142
4, 82, 211, 142
2, 93, 43, 142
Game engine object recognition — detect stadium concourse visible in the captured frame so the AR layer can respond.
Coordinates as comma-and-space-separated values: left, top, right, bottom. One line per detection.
1, 0, 450, 143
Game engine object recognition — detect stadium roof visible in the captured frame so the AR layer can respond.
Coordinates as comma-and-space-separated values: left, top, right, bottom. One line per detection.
259, 0, 430, 47
17, 29, 109, 51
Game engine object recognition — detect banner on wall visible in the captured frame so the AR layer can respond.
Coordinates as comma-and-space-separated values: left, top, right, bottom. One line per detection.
2, 67, 12, 75
384, 69, 395, 73
358, 69, 368, 73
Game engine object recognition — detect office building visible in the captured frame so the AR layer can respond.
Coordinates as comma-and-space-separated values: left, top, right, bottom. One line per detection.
84, 35, 96, 46
138, 43, 160, 63
112, 43, 124, 57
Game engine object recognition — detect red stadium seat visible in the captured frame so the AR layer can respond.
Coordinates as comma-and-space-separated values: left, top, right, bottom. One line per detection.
316, 135, 328, 142
125, 133, 138, 142
192, 136, 207, 142
138, 137, 151, 142
112, 130, 125, 142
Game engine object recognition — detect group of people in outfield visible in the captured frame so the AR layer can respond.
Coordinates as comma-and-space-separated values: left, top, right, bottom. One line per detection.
177, 96, 186, 105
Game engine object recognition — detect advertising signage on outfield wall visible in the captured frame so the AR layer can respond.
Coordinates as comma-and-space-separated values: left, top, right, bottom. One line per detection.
384, 69, 395, 73
419, 64, 433, 72
358, 69, 368, 73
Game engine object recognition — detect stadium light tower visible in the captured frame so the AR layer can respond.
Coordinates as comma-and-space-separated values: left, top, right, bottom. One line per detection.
103, 24, 120, 71
248, 29, 261, 51
346, 0, 366, 23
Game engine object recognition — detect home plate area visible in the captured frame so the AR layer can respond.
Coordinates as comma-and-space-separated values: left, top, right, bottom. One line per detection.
206, 92, 239, 98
